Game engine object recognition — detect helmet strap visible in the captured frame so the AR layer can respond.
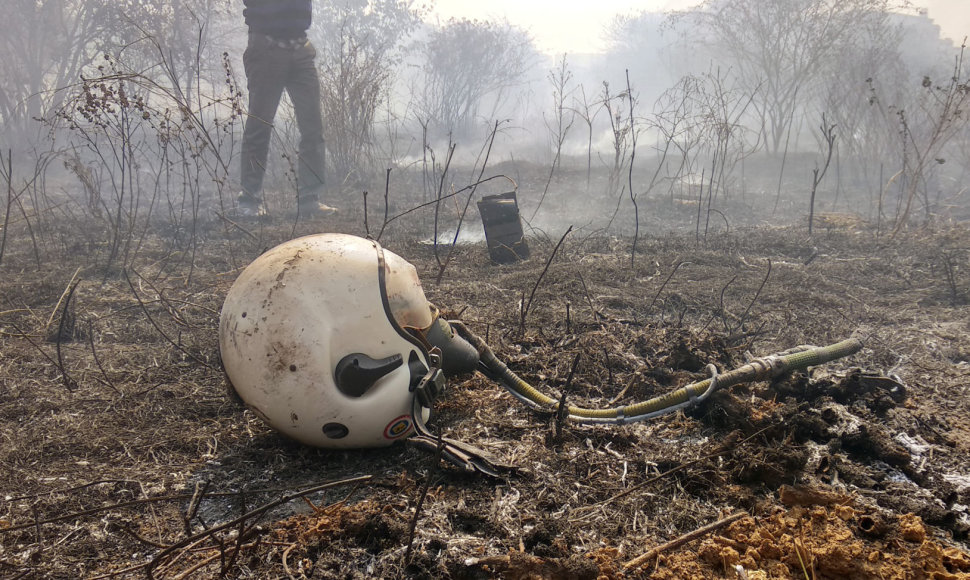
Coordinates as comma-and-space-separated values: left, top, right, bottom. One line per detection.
406, 351, 516, 478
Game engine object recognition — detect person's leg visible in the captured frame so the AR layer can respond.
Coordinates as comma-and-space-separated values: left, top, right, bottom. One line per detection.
240, 35, 288, 203
286, 41, 327, 205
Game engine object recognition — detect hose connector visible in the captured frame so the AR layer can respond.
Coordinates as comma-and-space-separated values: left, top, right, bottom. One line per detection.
425, 317, 481, 377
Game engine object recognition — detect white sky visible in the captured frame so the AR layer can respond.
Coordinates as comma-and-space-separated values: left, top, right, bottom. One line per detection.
431, 0, 969, 55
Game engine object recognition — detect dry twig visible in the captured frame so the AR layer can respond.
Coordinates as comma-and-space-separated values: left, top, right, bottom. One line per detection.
147, 475, 372, 578
553, 352, 582, 441
520, 225, 573, 333
405, 434, 443, 564
623, 511, 746, 571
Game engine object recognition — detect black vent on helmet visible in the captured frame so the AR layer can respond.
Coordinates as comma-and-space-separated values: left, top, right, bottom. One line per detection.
322, 423, 349, 438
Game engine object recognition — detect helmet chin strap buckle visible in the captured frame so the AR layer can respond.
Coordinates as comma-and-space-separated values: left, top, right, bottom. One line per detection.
414, 350, 446, 409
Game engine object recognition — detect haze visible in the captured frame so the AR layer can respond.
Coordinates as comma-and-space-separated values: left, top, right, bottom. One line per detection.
0, 0, 967, 240
433, 0, 969, 54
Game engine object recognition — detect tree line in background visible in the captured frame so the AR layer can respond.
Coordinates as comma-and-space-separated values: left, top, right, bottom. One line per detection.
0, 0, 966, 235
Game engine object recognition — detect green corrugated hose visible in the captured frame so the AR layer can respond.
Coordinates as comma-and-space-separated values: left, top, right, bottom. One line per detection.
450, 321, 863, 425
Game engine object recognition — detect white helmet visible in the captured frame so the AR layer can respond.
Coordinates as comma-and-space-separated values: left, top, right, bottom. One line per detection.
219, 233, 440, 448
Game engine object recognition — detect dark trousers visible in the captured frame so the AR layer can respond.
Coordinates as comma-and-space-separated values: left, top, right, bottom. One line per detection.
240, 34, 325, 203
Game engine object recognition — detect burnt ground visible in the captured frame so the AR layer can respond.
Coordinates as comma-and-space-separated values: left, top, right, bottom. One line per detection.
1, 171, 970, 579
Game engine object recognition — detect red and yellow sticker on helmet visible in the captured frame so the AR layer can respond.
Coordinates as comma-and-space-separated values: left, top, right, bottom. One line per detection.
383, 415, 413, 440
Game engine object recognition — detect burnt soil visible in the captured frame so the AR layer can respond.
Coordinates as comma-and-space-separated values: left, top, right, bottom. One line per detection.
1, 181, 970, 579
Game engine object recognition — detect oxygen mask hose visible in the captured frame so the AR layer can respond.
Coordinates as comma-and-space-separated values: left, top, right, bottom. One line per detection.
450, 321, 863, 425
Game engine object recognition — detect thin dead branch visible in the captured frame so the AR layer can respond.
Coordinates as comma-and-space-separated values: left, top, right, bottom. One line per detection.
147, 475, 373, 578
122, 269, 218, 372
626, 69, 641, 269
735, 259, 771, 332
434, 121, 502, 284
809, 114, 837, 236
52, 275, 81, 392
405, 435, 443, 564
7, 322, 76, 393
520, 225, 573, 333
553, 352, 582, 441
579, 428, 769, 513
648, 260, 690, 313
86, 320, 121, 394
0, 150, 11, 267
376, 167, 392, 241
623, 511, 747, 571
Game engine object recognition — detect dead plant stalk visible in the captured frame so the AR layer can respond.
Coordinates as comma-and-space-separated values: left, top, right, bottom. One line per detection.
624, 511, 747, 571
520, 225, 573, 333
